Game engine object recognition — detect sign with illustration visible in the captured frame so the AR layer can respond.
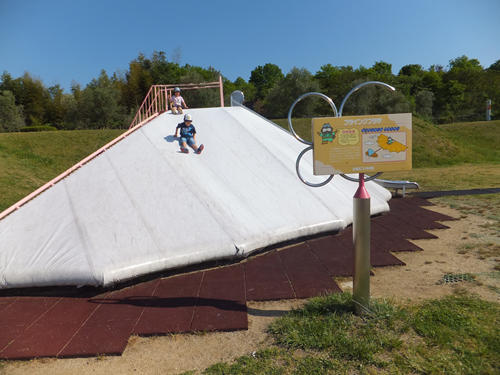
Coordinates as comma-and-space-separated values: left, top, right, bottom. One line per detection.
312, 113, 412, 175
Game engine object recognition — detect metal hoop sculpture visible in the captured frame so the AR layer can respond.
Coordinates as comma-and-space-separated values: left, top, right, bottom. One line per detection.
289, 92, 338, 187
288, 92, 338, 145
295, 146, 335, 187
337, 81, 395, 182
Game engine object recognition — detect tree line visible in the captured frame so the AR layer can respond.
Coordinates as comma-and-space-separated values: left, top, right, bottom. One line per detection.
0, 51, 499, 132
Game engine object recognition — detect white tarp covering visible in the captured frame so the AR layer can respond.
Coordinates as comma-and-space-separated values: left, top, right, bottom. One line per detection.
0, 107, 392, 289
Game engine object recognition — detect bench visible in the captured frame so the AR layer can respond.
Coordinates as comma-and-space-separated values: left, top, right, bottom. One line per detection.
372, 179, 419, 197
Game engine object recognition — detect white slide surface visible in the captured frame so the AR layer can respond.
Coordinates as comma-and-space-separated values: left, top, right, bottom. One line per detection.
0, 107, 392, 289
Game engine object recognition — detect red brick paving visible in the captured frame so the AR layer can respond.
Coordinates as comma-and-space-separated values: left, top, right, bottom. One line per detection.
278, 243, 343, 299
307, 236, 355, 277
0, 196, 456, 360
244, 251, 295, 301
371, 221, 423, 252
132, 274, 201, 335
191, 265, 247, 332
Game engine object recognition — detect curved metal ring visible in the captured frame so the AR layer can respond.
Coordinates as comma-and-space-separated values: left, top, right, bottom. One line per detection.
339, 172, 383, 183
296, 146, 334, 187
338, 81, 395, 117
288, 92, 338, 145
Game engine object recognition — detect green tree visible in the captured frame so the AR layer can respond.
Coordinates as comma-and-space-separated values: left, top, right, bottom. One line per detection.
182, 64, 220, 83
367, 61, 396, 86
341, 79, 376, 116
342, 78, 410, 116
0, 72, 23, 104
0, 90, 25, 132
314, 64, 369, 114
434, 79, 467, 116
371, 61, 393, 76
399, 64, 425, 77
442, 56, 489, 116
223, 77, 257, 105
122, 56, 153, 110
179, 70, 221, 108
75, 70, 126, 129
415, 90, 434, 118
373, 89, 411, 114
421, 68, 443, 92
45, 84, 66, 128
249, 63, 284, 101
266, 67, 320, 118
61, 91, 78, 130
488, 60, 500, 71
397, 64, 425, 98
120, 51, 223, 113
448, 55, 483, 73
149, 50, 183, 84
15, 72, 47, 126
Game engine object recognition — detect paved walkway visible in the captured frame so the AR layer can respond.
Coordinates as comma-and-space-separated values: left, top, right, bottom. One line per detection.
0, 196, 458, 360
412, 188, 500, 199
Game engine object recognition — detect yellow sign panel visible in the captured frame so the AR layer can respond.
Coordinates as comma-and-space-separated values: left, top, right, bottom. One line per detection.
313, 113, 412, 175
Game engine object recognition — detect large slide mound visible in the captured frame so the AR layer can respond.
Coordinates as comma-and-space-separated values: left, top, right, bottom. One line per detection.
0, 107, 391, 289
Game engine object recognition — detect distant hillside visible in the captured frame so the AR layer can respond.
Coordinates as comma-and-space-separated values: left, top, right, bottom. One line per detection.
273, 117, 500, 168
412, 119, 500, 167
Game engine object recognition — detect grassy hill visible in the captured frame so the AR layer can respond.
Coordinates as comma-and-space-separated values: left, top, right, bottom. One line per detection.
0, 129, 126, 212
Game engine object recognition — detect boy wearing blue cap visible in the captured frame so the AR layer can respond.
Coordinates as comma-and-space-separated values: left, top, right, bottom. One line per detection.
174, 114, 204, 154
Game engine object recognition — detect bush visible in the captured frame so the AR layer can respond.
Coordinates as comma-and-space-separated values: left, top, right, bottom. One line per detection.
20, 125, 57, 132
437, 115, 454, 125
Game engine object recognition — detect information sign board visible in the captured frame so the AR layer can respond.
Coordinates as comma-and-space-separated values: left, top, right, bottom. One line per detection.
312, 113, 412, 175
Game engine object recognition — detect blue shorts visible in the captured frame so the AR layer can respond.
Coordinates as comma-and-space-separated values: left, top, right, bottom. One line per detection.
180, 137, 195, 147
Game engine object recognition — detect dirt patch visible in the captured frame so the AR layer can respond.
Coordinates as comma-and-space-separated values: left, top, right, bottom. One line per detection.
369, 203, 500, 304
2, 203, 500, 375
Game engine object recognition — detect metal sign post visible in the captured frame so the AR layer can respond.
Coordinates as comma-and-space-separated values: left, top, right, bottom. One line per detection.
289, 82, 411, 315
353, 174, 371, 314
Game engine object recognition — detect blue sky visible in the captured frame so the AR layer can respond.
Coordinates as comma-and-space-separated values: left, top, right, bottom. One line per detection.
1, 0, 499, 93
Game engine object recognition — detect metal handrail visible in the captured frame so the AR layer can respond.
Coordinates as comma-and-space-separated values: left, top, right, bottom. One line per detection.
128, 77, 225, 129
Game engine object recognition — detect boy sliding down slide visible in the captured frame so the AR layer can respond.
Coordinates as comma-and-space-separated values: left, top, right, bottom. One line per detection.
174, 114, 204, 154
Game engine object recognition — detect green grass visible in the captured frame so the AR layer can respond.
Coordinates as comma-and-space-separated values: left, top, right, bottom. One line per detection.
0, 129, 126, 212
202, 292, 500, 374
381, 165, 500, 192
439, 121, 500, 163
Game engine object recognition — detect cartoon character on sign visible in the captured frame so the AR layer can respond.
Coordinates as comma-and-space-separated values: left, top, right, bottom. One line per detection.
317, 123, 337, 144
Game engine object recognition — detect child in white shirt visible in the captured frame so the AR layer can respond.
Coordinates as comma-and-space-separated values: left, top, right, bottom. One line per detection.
170, 87, 188, 114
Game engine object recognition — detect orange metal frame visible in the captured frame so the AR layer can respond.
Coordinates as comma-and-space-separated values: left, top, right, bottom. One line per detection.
129, 76, 225, 129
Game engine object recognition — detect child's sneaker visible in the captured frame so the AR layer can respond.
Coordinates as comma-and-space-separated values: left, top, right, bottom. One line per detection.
180, 147, 189, 154
178, 107, 183, 114
196, 144, 204, 154
171, 108, 177, 114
